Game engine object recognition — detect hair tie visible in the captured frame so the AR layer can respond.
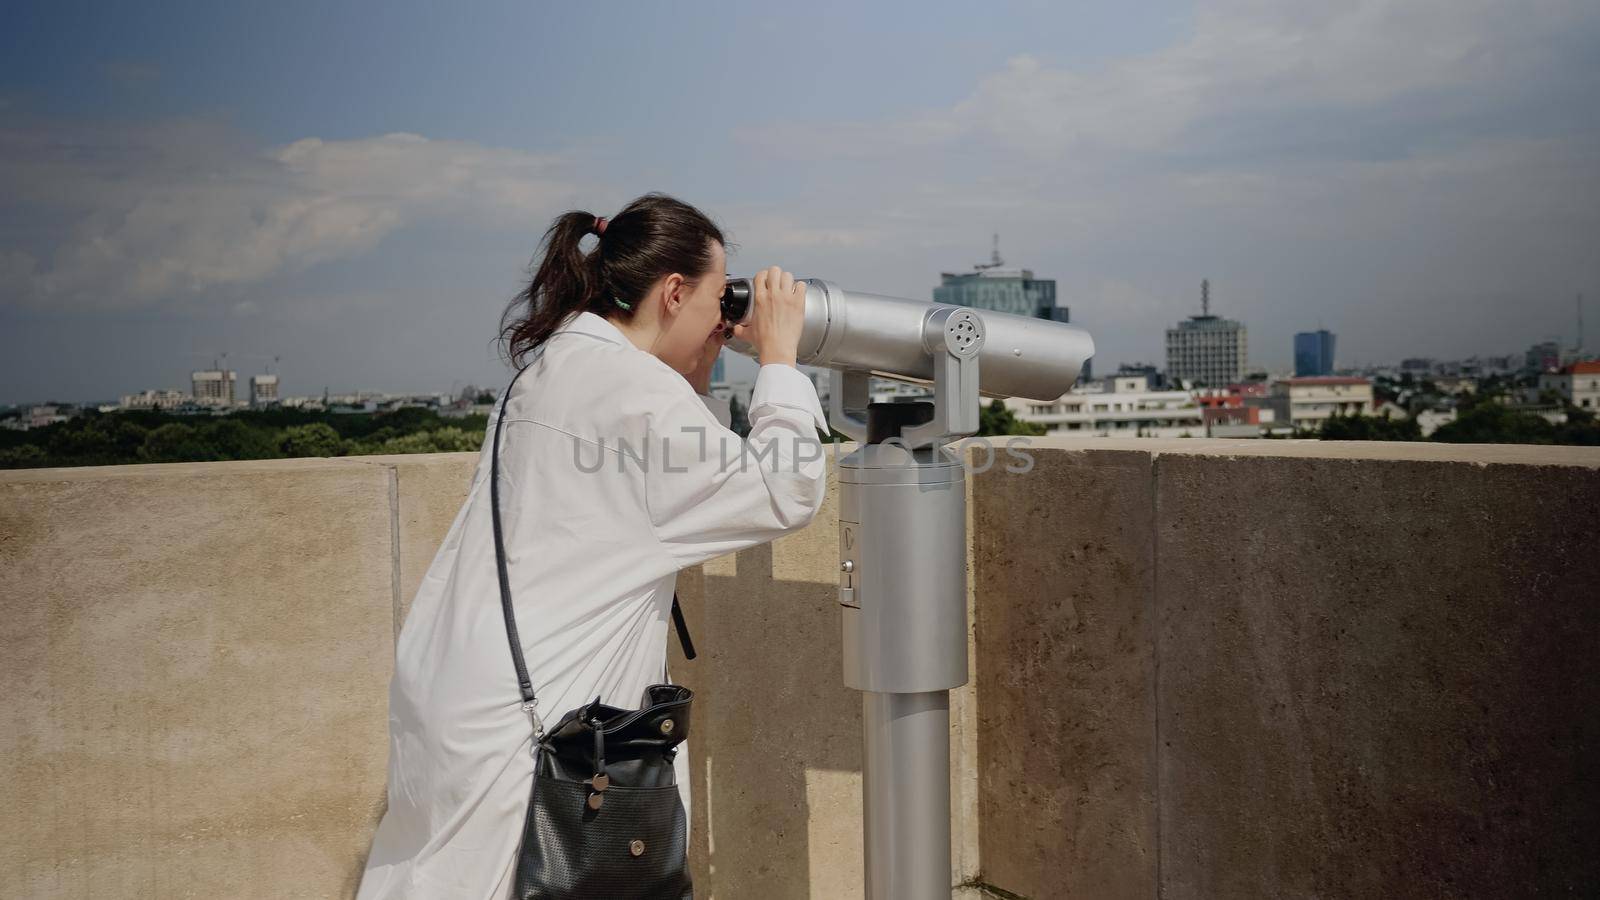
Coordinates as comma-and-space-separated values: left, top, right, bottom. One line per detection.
612, 297, 632, 311
593, 216, 608, 236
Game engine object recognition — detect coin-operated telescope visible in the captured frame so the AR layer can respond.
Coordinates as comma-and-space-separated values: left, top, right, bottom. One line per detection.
721, 277, 1094, 898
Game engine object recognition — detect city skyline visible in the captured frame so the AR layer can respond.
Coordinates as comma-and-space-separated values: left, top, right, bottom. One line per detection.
2, 277, 1591, 407
3, 236, 1593, 405
3, 1, 1598, 405
7, 324, 1574, 409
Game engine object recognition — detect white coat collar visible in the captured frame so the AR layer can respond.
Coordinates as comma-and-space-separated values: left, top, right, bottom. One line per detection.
553, 310, 632, 347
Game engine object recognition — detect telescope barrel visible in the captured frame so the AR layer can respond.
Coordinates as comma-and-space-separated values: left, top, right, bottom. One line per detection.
723, 278, 1093, 401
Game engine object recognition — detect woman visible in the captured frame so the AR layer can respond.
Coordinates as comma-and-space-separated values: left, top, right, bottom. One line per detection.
355, 193, 829, 899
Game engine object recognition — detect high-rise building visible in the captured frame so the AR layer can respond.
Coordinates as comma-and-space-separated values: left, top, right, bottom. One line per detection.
934, 237, 1078, 379
1294, 330, 1337, 376
1525, 341, 1562, 374
1166, 280, 1247, 387
191, 369, 237, 406
250, 374, 280, 406
933, 236, 1062, 320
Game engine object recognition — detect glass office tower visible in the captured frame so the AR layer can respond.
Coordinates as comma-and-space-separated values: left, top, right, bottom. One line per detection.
1294, 330, 1337, 376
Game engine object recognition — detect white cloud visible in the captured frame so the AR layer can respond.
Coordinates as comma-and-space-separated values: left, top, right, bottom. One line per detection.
744, 0, 1598, 162
722, 0, 1600, 368
0, 126, 581, 313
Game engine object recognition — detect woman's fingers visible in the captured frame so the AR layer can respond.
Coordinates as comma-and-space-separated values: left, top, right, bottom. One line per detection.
742, 265, 805, 365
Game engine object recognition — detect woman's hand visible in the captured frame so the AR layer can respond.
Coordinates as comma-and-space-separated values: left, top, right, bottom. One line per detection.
685, 328, 727, 395
733, 265, 806, 368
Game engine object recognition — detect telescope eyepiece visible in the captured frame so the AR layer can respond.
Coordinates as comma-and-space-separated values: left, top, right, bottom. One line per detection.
721, 277, 753, 328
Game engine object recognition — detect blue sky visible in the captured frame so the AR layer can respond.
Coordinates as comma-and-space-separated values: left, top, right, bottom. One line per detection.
2, 0, 1597, 403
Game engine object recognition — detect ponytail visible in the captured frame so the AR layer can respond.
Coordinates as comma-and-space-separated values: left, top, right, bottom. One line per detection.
499, 211, 605, 366
500, 193, 725, 367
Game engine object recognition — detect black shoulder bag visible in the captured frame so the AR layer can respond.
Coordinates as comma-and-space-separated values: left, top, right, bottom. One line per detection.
490, 366, 696, 900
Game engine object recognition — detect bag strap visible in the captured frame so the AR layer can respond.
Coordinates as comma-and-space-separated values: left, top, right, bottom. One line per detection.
489, 368, 697, 716
490, 366, 538, 709
671, 596, 697, 661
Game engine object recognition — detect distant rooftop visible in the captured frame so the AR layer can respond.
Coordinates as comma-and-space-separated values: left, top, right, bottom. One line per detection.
1173, 314, 1244, 330
1283, 376, 1370, 385
938, 267, 1036, 281
939, 234, 1040, 281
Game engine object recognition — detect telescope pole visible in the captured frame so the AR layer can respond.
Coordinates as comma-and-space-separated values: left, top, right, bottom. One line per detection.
840, 400, 969, 900
862, 690, 953, 898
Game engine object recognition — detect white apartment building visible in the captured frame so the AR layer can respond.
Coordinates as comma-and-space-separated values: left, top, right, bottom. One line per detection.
1431, 376, 1478, 396
1271, 377, 1375, 430
8, 405, 72, 430
250, 374, 280, 406
1415, 409, 1458, 437
1007, 375, 1204, 438
1539, 361, 1600, 410
120, 389, 187, 410
191, 369, 237, 406
868, 377, 933, 405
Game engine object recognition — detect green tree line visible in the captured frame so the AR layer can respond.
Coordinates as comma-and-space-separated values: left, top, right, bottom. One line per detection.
0, 406, 490, 469
1316, 396, 1599, 445
5, 392, 1594, 470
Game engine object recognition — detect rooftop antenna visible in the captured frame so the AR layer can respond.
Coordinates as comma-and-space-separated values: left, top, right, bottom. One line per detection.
1578, 293, 1586, 353
1202, 279, 1211, 317
974, 233, 1004, 271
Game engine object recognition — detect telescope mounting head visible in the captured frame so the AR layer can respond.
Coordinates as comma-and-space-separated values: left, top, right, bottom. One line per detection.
829, 306, 984, 449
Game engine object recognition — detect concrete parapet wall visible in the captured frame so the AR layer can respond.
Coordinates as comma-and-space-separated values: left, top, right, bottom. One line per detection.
972, 438, 1600, 899
1, 459, 398, 898
2, 438, 1596, 898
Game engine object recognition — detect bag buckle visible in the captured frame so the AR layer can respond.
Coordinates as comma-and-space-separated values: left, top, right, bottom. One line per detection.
523, 699, 544, 748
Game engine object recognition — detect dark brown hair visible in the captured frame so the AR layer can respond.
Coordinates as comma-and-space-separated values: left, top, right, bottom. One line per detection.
500, 193, 725, 367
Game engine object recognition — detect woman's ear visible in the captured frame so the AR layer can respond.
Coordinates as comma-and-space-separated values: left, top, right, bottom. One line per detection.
660, 273, 686, 317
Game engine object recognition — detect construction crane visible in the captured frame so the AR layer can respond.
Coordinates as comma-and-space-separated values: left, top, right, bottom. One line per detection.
234, 353, 282, 375
185, 351, 230, 371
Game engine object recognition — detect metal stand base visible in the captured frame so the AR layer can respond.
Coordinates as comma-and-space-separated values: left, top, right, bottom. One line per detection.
863, 691, 951, 899
841, 406, 969, 900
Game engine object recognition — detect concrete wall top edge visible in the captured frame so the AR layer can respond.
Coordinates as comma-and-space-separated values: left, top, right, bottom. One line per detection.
978, 436, 1600, 468
6, 437, 1596, 485
342, 452, 479, 467
0, 455, 383, 484
0, 451, 485, 484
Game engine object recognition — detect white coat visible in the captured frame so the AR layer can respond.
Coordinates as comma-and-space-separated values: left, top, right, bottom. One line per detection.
355, 310, 830, 899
